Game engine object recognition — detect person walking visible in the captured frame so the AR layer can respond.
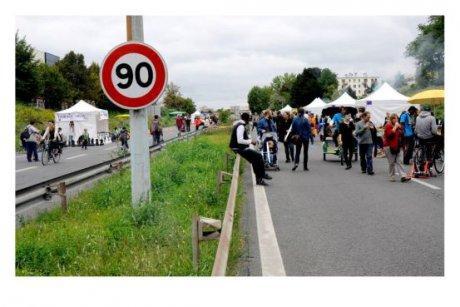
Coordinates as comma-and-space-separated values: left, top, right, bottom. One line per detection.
68, 121, 75, 147
81, 128, 90, 150
229, 112, 271, 186
185, 114, 191, 132
277, 112, 294, 163
23, 120, 40, 162
308, 112, 317, 145
383, 114, 411, 182
291, 108, 311, 171
118, 127, 129, 150
332, 107, 346, 147
414, 105, 438, 175
175, 114, 183, 136
400, 106, 417, 165
151, 115, 162, 145
355, 111, 376, 175
339, 114, 355, 170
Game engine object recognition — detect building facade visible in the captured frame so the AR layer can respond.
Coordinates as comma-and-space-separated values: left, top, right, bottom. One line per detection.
33, 49, 60, 66
337, 73, 379, 98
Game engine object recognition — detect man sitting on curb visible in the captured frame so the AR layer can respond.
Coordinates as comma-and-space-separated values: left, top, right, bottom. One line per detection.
230, 112, 272, 186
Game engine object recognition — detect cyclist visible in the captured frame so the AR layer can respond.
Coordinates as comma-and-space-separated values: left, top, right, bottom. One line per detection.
41, 121, 60, 157
414, 105, 438, 175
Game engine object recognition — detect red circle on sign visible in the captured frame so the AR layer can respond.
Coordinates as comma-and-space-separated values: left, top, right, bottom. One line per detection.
100, 42, 168, 109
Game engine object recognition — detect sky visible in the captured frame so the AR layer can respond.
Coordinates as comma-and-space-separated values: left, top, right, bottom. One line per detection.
16, 16, 427, 108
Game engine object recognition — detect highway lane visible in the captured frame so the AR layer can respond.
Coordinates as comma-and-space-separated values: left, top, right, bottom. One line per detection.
242, 142, 443, 276
15, 126, 183, 191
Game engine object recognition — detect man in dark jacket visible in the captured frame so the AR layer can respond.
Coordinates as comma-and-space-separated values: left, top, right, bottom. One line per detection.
230, 113, 272, 186
277, 112, 294, 162
291, 108, 311, 171
339, 114, 355, 169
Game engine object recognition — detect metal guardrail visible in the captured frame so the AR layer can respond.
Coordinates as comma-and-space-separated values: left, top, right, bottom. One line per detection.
211, 154, 241, 276
15, 128, 210, 208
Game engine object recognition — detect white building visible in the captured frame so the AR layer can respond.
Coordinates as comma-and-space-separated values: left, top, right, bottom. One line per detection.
337, 73, 379, 98
33, 49, 60, 66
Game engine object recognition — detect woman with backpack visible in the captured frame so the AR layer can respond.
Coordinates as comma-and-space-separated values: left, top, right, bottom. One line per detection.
22, 120, 40, 162
383, 113, 411, 183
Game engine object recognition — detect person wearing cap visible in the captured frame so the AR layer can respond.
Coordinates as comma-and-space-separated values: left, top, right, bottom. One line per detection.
229, 112, 272, 186
415, 105, 438, 172
338, 114, 355, 170
400, 106, 418, 165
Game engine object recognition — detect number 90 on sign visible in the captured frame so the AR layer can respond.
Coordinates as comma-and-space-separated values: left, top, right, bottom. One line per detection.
113, 53, 156, 98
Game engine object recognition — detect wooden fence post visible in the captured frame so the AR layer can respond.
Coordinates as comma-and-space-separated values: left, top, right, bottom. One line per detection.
57, 182, 67, 213
192, 214, 200, 271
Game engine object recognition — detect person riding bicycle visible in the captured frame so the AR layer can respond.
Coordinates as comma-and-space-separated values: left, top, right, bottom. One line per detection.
414, 105, 438, 174
41, 121, 60, 156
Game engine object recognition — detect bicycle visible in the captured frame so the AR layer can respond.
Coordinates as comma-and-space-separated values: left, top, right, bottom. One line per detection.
40, 140, 62, 165
412, 136, 444, 177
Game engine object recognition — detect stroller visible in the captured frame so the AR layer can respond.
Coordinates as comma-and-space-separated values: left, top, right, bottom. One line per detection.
259, 131, 280, 171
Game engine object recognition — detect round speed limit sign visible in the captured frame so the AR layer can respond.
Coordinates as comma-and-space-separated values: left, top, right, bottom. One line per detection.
100, 42, 168, 110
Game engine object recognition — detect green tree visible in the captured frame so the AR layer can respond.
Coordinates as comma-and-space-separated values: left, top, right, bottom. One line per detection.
393, 72, 408, 89
217, 108, 231, 124
290, 67, 323, 108
162, 82, 196, 113
247, 86, 272, 114
37, 63, 71, 109
86, 62, 105, 107
318, 68, 338, 99
180, 97, 196, 114
16, 33, 40, 103
269, 73, 296, 110
57, 51, 89, 101
406, 16, 444, 87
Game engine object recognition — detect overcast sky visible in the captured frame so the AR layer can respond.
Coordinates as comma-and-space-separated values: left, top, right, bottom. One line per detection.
16, 16, 427, 108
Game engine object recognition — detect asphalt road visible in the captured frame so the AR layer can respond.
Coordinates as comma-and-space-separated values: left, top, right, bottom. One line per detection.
241, 140, 444, 276
15, 126, 183, 191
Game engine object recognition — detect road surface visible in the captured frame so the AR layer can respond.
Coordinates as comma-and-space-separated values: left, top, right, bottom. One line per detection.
240, 141, 443, 276
15, 126, 183, 191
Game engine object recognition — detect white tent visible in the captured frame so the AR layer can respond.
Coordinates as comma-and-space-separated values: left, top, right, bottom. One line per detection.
55, 100, 110, 143
328, 92, 357, 107
357, 82, 415, 126
304, 97, 327, 114
279, 104, 293, 113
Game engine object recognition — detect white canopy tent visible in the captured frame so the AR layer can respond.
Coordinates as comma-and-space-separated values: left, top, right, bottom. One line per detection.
279, 104, 293, 113
55, 100, 110, 143
357, 82, 416, 126
304, 97, 327, 114
328, 92, 357, 108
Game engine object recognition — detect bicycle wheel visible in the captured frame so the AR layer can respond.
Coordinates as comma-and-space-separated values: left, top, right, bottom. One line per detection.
41, 147, 51, 165
52, 149, 61, 163
434, 148, 444, 174
413, 147, 423, 172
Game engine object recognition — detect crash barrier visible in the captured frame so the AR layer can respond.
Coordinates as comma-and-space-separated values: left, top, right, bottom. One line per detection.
191, 153, 241, 276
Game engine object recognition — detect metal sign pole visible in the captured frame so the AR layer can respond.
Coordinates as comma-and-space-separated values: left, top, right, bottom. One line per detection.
126, 15, 151, 206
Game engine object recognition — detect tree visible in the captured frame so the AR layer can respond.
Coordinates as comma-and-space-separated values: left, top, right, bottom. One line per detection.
406, 16, 444, 87
217, 108, 231, 124
37, 63, 71, 109
162, 82, 196, 113
56, 51, 89, 101
269, 73, 296, 110
16, 33, 40, 103
86, 62, 106, 108
290, 67, 323, 108
393, 72, 407, 89
318, 68, 338, 99
247, 86, 272, 114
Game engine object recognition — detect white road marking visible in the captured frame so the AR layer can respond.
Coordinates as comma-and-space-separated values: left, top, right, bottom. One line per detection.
16, 166, 38, 173
103, 146, 117, 151
251, 170, 286, 276
411, 178, 441, 190
65, 154, 87, 160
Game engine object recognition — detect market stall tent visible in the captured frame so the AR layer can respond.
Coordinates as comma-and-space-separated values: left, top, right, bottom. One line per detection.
329, 92, 357, 107
304, 97, 327, 114
55, 100, 110, 143
279, 104, 293, 113
358, 82, 416, 126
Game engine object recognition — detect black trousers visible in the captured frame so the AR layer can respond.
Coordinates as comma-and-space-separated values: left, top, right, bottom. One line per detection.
235, 148, 266, 180
294, 139, 309, 169
403, 135, 415, 164
283, 141, 294, 161
342, 140, 354, 167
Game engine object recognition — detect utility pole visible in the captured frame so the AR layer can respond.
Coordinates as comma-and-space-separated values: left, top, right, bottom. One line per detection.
126, 15, 151, 206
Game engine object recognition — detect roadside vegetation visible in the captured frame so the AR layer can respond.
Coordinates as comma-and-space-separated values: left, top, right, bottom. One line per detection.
16, 128, 245, 276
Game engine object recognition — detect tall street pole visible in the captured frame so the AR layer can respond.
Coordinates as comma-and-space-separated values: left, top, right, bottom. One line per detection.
126, 15, 151, 206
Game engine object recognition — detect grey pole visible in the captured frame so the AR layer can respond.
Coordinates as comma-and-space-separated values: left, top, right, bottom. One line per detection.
126, 16, 151, 206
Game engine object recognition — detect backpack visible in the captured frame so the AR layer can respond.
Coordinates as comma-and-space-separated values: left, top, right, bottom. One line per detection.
20, 127, 30, 141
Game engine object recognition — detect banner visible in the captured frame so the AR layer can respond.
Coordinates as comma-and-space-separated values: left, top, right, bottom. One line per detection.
56, 112, 87, 122
99, 110, 109, 120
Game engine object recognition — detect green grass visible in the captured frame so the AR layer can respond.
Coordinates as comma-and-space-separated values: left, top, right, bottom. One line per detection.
16, 128, 245, 276
15, 102, 55, 152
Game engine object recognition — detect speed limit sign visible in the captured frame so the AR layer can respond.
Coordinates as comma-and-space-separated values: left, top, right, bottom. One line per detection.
100, 41, 168, 109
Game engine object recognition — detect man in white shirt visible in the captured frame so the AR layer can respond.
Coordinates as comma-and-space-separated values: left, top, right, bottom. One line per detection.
229, 113, 271, 186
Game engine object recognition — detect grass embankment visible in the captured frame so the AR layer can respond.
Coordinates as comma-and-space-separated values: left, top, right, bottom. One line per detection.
16, 128, 245, 276
15, 102, 55, 152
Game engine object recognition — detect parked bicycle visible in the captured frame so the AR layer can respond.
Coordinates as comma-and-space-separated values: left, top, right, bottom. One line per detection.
412, 135, 444, 176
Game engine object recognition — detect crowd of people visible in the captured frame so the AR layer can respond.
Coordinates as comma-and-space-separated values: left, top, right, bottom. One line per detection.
174, 113, 218, 136
230, 104, 443, 186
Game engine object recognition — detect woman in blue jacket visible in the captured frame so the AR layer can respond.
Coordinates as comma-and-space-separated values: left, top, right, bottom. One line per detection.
290, 108, 311, 171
